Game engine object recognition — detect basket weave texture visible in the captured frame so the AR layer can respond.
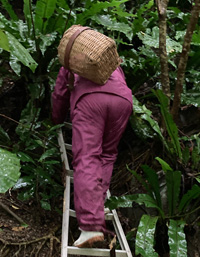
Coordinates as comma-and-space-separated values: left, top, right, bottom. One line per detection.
58, 25, 121, 85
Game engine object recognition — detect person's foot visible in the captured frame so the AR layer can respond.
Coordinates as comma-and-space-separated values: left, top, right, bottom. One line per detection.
73, 230, 104, 248
104, 207, 110, 214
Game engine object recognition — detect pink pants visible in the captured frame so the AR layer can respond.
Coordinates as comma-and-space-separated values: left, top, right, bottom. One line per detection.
71, 93, 132, 233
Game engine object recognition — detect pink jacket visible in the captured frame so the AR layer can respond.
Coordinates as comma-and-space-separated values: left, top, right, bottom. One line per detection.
52, 66, 132, 124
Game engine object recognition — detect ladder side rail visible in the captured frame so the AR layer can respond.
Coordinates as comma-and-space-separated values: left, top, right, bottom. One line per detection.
64, 121, 73, 129
58, 129, 71, 257
61, 176, 71, 257
107, 190, 132, 257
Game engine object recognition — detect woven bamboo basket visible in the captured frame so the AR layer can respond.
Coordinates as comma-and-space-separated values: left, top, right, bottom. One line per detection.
58, 25, 121, 85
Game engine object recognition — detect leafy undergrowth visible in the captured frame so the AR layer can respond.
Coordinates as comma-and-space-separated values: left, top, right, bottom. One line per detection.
1, 80, 200, 256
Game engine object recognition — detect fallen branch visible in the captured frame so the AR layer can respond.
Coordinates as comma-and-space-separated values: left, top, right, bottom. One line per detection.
35, 239, 47, 257
0, 201, 27, 225
1, 247, 10, 257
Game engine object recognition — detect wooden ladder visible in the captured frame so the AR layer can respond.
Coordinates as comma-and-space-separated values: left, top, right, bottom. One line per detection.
58, 123, 133, 257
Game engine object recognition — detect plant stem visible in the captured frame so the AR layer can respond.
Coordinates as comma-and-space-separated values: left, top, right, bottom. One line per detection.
171, 0, 200, 121
63, 9, 72, 34
166, 205, 200, 219
0, 201, 27, 225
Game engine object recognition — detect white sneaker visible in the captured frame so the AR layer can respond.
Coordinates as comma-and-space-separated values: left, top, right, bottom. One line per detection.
73, 230, 104, 248
104, 207, 110, 214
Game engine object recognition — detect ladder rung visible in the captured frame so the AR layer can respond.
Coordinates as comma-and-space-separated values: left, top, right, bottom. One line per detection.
105, 212, 114, 220
69, 209, 76, 218
64, 122, 72, 129
68, 246, 127, 257
69, 209, 114, 221
66, 169, 73, 177
65, 143, 72, 150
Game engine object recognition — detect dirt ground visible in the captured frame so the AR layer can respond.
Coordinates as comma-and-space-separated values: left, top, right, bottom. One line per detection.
0, 192, 62, 257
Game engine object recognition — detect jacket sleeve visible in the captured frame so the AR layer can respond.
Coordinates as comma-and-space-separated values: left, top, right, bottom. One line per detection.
51, 67, 71, 124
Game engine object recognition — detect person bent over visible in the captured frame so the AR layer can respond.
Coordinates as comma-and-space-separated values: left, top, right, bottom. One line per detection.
52, 66, 133, 247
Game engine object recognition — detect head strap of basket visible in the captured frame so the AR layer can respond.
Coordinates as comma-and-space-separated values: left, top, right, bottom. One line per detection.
58, 25, 121, 85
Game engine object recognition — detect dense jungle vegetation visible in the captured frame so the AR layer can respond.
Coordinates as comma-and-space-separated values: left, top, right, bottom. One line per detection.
0, 0, 200, 256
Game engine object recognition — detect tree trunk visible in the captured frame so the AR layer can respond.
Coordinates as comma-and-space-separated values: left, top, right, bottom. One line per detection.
156, 0, 170, 103
171, 0, 200, 121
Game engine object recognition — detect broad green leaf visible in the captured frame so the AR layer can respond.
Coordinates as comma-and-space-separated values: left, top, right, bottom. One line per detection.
48, 123, 65, 132
155, 157, 173, 172
132, 0, 155, 36
0, 0, 18, 21
192, 30, 200, 46
168, 219, 187, 256
142, 165, 162, 209
9, 54, 21, 76
15, 20, 30, 43
40, 200, 51, 210
0, 29, 9, 51
23, 0, 32, 33
57, 0, 69, 9
48, 0, 70, 33
111, 9, 136, 18
130, 114, 156, 140
17, 152, 35, 164
15, 101, 41, 142
181, 89, 200, 107
5, 32, 37, 73
195, 177, 200, 183
137, 27, 182, 54
0, 13, 14, 31
0, 148, 21, 193
105, 195, 136, 210
39, 32, 57, 55
17, 186, 35, 201
92, 15, 133, 41
182, 147, 190, 165
181, 135, 200, 167
105, 194, 164, 217
13, 176, 33, 190
130, 96, 167, 145
166, 170, 181, 216
0, 125, 10, 143
191, 146, 200, 169
175, 30, 186, 41
34, 167, 61, 189
127, 166, 151, 195
35, 0, 57, 34
76, 0, 129, 25
178, 184, 200, 212
39, 148, 58, 162
42, 160, 60, 164
168, 7, 187, 20
133, 194, 164, 216
153, 89, 182, 159
135, 215, 159, 257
